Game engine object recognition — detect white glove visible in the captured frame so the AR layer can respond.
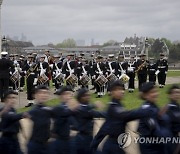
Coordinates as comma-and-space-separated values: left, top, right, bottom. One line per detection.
165, 71, 167, 74
33, 78, 38, 85
99, 72, 103, 75
122, 71, 126, 74
92, 75, 96, 79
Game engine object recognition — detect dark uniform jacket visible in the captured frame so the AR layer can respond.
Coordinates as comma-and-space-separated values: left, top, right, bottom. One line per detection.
105, 61, 117, 76
0, 58, 14, 78
156, 59, 168, 73
62, 60, 77, 77
148, 62, 157, 75
93, 62, 106, 77
28, 104, 52, 143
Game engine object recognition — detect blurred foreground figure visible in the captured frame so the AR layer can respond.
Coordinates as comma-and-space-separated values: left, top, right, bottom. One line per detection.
0, 90, 27, 154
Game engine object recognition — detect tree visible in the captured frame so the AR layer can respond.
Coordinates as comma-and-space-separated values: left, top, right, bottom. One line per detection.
102, 40, 118, 47
56, 38, 76, 48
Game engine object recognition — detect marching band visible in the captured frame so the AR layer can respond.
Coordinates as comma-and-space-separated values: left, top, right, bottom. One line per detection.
0, 51, 169, 105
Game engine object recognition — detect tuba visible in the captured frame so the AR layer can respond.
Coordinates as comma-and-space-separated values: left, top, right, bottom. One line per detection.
119, 74, 130, 84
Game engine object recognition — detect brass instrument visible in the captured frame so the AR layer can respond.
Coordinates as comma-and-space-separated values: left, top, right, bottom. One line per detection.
66, 74, 78, 86
95, 75, 108, 87
135, 61, 147, 73
38, 74, 49, 85
106, 74, 117, 83
26, 64, 38, 78
119, 74, 130, 84
80, 74, 91, 86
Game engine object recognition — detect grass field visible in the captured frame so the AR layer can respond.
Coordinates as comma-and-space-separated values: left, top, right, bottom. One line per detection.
18, 84, 178, 113
167, 70, 180, 77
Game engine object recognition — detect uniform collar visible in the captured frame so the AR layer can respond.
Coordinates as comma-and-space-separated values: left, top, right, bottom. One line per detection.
145, 101, 158, 108
169, 101, 179, 108
111, 98, 122, 105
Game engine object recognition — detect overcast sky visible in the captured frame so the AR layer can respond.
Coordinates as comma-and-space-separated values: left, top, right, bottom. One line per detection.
1, 0, 180, 45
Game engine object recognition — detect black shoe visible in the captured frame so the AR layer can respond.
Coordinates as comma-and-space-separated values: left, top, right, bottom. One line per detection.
94, 91, 97, 94
25, 103, 34, 107
96, 95, 101, 98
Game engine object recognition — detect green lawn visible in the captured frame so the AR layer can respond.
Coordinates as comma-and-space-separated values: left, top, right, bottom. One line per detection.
18, 84, 178, 113
167, 70, 180, 77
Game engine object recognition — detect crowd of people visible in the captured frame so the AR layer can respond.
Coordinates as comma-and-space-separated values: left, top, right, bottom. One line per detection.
0, 50, 168, 107
0, 81, 179, 154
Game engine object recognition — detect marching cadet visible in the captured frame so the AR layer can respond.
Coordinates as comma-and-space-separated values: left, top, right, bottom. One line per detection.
0, 52, 14, 102
116, 55, 128, 78
165, 85, 180, 154
73, 88, 106, 154
0, 90, 27, 154
156, 53, 168, 88
147, 58, 157, 85
49, 86, 78, 154
23, 55, 38, 107
138, 82, 172, 154
52, 55, 64, 91
37, 55, 50, 86
27, 85, 51, 154
127, 55, 136, 92
91, 81, 156, 153
136, 54, 149, 89
93, 55, 106, 98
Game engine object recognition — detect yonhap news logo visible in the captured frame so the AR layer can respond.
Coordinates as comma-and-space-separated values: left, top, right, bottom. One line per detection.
117, 132, 132, 149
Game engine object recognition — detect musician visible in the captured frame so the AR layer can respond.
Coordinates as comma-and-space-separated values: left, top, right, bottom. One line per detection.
93, 55, 106, 98
23, 55, 38, 107
89, 53, 96, 90
148, 58, 157, 85
136, 54, 149, 89
127, 55, 136, 92
44, 50, 50, 63
62, 54, 77, 87
0, 52, 14, 102
156, 53, 168, 88
79, 58, 90, 88
116, 54, 128, 78
19, 55, 26, 92
76, 56, 83, 87
52, 54, 64, 90
37, 54, 50, 86
106, 54, 117, 91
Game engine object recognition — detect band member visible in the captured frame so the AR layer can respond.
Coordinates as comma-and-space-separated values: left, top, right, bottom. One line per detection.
23, 55, 38, 107
89, 53, 96, 90
148, 58, 157, 85
76, 56, 83, 87
165, 85, 180, 154
0, 90, 27, 154
44, 50, 51, 63
156, 53, 168, 88
62, 54, 77, 87
19, 55, 26, 92
116, 54, 128, 78
106, 54, 117, 91
49, 86, 78, 154
27, 85, 51, 154
0, 52, 14, 102
136, 54, 149, 89
127, 55, 136, 92
52, 55, 64, 90
79, 59, 90, 88
37, 55, 50, 86
73, 88, 106, 154
93, 55, 106, 98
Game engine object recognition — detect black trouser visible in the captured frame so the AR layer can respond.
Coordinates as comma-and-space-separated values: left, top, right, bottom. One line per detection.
149, 73, 156, 84
158, 72, 166, 85
138, 73, 147, 89
26, 75, 35, 100
127, 73, 135, 89
20, 76, 25, 87
0, 77, 9, 101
